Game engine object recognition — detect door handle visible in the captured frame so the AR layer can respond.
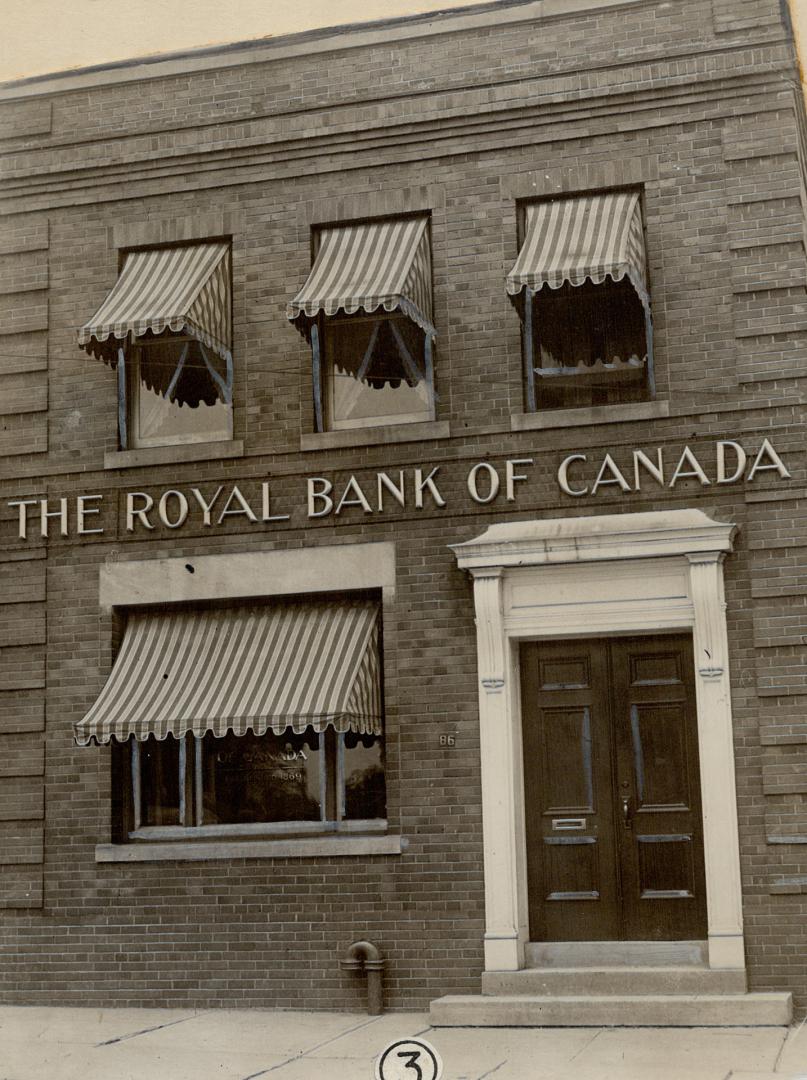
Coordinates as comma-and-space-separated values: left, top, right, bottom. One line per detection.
621, 795, 632, 829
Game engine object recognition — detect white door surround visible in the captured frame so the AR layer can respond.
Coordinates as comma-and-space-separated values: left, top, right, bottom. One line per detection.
450, 509, 744, 973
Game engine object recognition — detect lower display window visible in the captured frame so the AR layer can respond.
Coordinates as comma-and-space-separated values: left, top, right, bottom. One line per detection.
128, 727, 386, 837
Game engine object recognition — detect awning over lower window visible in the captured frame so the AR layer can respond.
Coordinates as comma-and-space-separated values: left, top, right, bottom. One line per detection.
74, 600, 381, 746
78, 242, 231, 364
287, 215, 434, 337
506, 191, 649, 310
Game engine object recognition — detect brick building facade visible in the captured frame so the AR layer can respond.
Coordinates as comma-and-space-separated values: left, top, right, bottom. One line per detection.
0, 0, 806, 1022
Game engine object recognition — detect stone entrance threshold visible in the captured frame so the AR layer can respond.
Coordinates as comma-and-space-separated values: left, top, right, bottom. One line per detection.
430, 942, 794, 1029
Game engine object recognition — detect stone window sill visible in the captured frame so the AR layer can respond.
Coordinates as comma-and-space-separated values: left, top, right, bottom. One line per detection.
300, 420, 449, 451
104, 439, 244, 470
510, 400, 669, 432
95, 834, 406, 863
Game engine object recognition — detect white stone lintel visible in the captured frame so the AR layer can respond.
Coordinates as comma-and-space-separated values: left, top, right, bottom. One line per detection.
100, 541, 396, 610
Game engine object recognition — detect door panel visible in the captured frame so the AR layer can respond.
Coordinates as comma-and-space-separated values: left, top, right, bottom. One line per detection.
545, 836, 599, 900
521, 635, 707, 942
540, 707, 594, 812
636, 834, 697, 898
521, 640, 618, 941
612, 636, 706, 940
629, 702, 690, 809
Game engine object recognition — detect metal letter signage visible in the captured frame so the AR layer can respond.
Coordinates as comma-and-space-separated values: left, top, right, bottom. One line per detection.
4, 441, 790, 542
556, 438, 790, 498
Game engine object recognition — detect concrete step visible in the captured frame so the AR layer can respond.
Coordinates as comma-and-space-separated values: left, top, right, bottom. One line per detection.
482, 965, 747, 996
429, 991, 793, 1028
525, 940, 707, 968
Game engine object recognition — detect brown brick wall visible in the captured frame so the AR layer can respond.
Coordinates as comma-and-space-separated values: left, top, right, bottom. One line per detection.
1, 0, 806, 1010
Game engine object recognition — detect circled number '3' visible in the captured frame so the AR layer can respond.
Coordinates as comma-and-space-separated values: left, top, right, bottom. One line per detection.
375, 1037, 443, 1080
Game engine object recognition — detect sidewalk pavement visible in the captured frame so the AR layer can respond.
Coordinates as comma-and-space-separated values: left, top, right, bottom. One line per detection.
0, 1007, 805, 1080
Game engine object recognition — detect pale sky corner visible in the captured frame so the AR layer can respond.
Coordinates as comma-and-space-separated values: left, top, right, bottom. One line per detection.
0, 0, 501, 83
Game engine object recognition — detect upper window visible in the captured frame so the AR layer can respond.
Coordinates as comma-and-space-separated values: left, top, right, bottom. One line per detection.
321, 312, 433, 430
78, 242, 233, 449
74, 597, 386, 840
125, 336, 232, 448
287, 216, 436, 432
506, 191, 654, 412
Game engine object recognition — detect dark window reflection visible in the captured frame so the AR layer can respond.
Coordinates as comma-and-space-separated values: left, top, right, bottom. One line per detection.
533, 277, 648, 410
201, 729, 322, 825
133, 728, 387, 831
343, 732, 386, 820
140, 735, 180, 826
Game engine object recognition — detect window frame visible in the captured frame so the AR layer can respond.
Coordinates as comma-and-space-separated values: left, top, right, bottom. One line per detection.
122, 335, 234, 450
101, 551, 396, 854
528, 277, 651, 411
305, 213, 437, 434
124, 728, 387, 842
318, 310, 437, 432
112, 238, 234, 451
515, 187, 655, 414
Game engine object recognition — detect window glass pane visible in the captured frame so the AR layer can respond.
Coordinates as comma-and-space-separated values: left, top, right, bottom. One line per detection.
139, 735, 181, 826
343, 733, 386, 820
201, 730, 322, 825
133, 339, 231, 446
533, 278, 648, 410
324, 317, 432, 429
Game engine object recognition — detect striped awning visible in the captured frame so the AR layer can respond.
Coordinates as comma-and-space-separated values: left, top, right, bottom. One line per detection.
74, 600, 381, 746
506, 192, 649, 311
287, 216, 434, 337
78, 242, 232, 364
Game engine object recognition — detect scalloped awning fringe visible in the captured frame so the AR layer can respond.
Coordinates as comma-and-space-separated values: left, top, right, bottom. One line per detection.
506, 191, 650, 313
78, 242, 231, 365
74, 599, 382, 746
287, 216, 435, 338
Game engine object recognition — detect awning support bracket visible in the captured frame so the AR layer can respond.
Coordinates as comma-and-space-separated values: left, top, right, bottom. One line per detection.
424, 331, 436, 416
194, 736, 203, 827
117, 346, 128, 449
178, 737, 188, 827
131, 737, 141, 830
164, 341, 190, 402
199, 342, 233, 405
312, 322, 324, 432
355, 322, 381, 383
644, 305, 656, 399
523, 287, 536, 413
388, 321, 423, 387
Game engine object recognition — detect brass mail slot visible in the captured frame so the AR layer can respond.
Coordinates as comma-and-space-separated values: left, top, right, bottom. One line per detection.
551, 817, 586, 831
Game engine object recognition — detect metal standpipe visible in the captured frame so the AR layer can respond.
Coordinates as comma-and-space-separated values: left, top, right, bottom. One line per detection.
339, 940, 384, 1015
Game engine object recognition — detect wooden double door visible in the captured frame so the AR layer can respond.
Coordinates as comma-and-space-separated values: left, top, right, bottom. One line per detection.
520, 635, 707, 942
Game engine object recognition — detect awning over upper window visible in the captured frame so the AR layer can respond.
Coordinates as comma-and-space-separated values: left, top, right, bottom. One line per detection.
74, 600, 381, 746
506, 192, 650, 312
78, 242, 232, 364
287, 216, 434, 338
